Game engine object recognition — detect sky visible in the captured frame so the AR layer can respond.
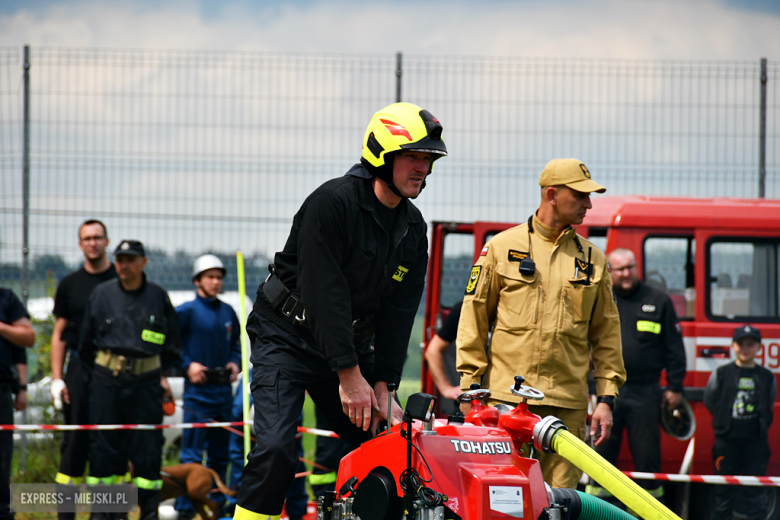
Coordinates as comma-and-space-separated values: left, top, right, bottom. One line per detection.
0, 0, 778, 60
0, 0, 778, 267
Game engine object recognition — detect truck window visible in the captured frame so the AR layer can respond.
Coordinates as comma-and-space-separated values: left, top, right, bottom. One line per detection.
707, 239, 779, 320
440, 233, 475, 309
643, 236, 695, 320
586, 227, 607, 254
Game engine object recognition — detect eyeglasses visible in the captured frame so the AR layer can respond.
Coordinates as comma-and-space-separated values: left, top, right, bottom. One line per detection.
610, 263, 636, 273
80, 235, 107, 243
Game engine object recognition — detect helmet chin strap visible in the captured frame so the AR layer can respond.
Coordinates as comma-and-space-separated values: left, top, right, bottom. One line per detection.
361, 153, 429, 200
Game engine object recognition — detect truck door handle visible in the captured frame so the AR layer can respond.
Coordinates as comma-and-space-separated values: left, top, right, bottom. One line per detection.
698, 346, 730, 358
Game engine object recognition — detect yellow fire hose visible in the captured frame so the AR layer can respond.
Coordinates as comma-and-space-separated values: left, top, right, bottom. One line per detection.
552, 429, 682, 520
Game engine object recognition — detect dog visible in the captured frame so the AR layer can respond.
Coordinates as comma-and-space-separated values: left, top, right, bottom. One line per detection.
159, 463, 237, 520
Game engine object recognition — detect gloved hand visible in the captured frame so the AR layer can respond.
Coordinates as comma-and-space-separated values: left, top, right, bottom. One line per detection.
51, 378, 67, 411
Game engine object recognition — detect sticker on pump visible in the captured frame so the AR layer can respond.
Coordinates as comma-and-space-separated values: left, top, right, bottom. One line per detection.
489, 486, 524, 518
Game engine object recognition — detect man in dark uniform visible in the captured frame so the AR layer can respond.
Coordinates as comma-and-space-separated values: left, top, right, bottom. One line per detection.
424, 300, 462, 416
589, 247, 686, 505
0, 287, 35, 520
233, 102, 447, 520
50, 219, 116, 513
80, 240, 180, 520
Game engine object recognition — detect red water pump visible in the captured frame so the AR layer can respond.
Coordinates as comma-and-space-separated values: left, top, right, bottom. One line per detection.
318, 376, 591, 520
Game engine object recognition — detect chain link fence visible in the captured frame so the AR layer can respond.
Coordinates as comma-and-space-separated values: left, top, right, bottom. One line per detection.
0, 48, 777, 297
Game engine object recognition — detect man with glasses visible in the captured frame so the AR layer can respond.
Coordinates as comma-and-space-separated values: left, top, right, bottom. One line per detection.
588, 247, 686, 507
50, 219, 117, 517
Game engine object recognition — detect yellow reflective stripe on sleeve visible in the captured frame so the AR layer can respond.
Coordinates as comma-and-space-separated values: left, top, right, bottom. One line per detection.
637, 320, 661, 334
141, 329, 166, 345
86, 475, 122, 485
133, 476, 162, 490
308, 471, 338, 485
584, 484, 613, 498
55, 472, 85, 485
233, 504, 281, 520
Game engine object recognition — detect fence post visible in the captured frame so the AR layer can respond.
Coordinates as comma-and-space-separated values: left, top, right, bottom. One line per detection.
396, 52, 403, 103
21, 44, 31, 472
22, 45, 30, 305
759, 57, 767, 198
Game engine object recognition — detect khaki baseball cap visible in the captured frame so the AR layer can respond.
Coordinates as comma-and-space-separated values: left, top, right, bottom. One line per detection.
538, 158, 606, 193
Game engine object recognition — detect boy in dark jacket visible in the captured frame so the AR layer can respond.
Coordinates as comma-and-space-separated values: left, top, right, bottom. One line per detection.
704, 324, 777, 520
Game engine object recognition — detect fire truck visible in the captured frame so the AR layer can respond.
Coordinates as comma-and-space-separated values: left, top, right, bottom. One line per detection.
421, 196, 780, 518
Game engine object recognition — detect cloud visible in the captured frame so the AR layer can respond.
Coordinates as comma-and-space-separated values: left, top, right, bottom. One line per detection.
0, 0, 777, 59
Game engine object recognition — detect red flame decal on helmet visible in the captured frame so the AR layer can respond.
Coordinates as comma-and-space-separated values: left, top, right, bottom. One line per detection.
380, 118, 412, 141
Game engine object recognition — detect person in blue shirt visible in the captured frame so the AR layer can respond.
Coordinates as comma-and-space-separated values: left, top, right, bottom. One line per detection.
175, 254, 242, 520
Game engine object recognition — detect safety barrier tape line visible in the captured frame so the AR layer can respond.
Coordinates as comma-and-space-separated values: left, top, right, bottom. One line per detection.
624, 471, 780, 487
297, 426, 340, 438
0, 421, 246, 431
0, 422, 341, 438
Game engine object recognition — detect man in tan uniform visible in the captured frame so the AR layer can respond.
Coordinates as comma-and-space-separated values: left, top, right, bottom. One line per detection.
457, 158, 626, 489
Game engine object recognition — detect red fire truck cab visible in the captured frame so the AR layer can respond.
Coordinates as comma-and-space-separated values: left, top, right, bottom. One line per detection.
421, 196, 780, 517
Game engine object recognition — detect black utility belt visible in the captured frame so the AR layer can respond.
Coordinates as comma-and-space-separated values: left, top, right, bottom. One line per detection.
263, 266, 375, 340
263, 269, 307, 326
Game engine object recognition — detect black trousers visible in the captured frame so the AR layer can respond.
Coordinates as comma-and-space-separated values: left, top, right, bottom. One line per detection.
0, 387, 13, 520
89, 366, 163, 520
712, 436, 771, 520
311, 408, 352, 498
59, 354, 92, 478
235, 315, 374, 516
594, 383, 663, 493
57, 355, 92, 520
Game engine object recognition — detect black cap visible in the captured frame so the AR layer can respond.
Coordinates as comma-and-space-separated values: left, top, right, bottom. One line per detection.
114, 240, 145, 258
733, 324, 761, 343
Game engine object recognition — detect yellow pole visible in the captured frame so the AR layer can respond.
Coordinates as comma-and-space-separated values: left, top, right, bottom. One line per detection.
235, 251, 251, 462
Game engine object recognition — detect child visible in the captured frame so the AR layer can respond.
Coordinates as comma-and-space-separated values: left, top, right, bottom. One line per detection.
704, 325, 777, 520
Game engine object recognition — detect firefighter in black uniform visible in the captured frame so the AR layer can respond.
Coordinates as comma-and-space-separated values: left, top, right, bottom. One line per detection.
79, 240, 181, 520
233, 102, 447, 520
589, 247, 686, 506
0, 287, 35, 520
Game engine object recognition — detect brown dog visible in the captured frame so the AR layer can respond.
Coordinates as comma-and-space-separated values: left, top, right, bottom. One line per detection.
159, 463, 237, 520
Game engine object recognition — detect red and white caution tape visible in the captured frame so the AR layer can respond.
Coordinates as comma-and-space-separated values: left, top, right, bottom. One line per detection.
624, 471, 780, 487
0, 421, 247, 431
0, 422, 340, 438
296, 426, 340, 439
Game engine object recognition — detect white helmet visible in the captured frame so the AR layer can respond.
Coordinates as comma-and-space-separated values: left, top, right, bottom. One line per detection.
192, 254, 226, 281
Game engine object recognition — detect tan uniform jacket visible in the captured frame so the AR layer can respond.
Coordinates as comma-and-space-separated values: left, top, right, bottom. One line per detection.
456, 214, 626, 408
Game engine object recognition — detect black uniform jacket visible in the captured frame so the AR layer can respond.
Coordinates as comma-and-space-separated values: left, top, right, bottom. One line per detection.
615, 282, 686, 392
79, 276, 181, 371
705, 361, 776, 438
255, 163, 428, 385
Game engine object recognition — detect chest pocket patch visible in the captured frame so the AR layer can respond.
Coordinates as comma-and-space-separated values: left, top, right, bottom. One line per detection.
392, 265, 409, 282
142, 329, 166, 345
637, 320, 661, 334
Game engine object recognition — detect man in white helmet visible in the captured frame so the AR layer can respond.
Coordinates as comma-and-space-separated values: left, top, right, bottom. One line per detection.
174, 254, 241, 520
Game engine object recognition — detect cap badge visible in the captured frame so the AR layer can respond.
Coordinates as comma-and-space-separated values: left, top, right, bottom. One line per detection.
579, 164, 591, 179
745, 325, 752, 332
121, 242, 130, 250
